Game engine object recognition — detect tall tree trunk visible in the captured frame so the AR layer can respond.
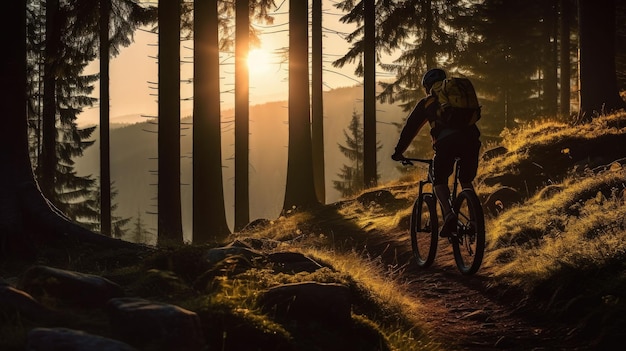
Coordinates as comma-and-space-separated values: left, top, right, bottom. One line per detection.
363, 0, 377, 187
193, 0, 230, 243
424, 0, 435, 69
235, 0, 250, 231
283, 0, 318, 210
311, 0, 325, 203
41, 0, 61, 200
1, 0, 138, 254
158, 0, 183, 245
578, 0, 625, 116
100, 0, 112, 236
543, 0, 559, 116
559, 0, 571, 117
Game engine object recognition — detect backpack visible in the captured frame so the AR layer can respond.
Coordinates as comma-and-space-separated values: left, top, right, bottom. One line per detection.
430, 77, 481, 129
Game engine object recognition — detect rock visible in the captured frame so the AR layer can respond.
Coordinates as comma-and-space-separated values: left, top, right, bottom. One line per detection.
26, 328, 137, 351
483, 186, 522, 216
241, 218, 272, 232
258, 281, 352, 327
481, 146, 508, 161
0, 284, 56, 321
20, 266, 124, 307
107, 297, 204, 351
205, 246, 265, 266
357, 190, 396, 206
267, 252, 324, 274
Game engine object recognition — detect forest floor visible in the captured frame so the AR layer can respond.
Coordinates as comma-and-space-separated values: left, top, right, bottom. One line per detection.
366, 230, 590, 351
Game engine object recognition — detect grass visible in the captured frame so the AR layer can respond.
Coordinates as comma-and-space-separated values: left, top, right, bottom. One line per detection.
3, 111, 626, 350
474, 111, 626, 346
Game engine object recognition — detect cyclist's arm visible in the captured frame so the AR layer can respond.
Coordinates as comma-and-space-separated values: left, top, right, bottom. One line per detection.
394, 99, 429, 155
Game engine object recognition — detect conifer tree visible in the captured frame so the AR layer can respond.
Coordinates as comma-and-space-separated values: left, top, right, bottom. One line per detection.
311, 0, 326, 203
283, 0, 318, 210
131, 210, 154, 244
235, 0, 251, 231
2, 0, 136, 253
28, 0, 101, 222
193, 0, 230, 242
158, 0, 183, 245
78, 180, 130, 238
333, 110, 381, 198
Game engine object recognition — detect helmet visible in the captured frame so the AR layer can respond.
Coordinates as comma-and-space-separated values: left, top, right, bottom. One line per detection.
421, 68, 446, 91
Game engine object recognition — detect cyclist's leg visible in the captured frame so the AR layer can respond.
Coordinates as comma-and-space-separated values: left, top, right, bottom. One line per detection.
433, 138, 457, 236
458, 134, 481, 191
433, 184, 452, 214
432, 139, 456, 215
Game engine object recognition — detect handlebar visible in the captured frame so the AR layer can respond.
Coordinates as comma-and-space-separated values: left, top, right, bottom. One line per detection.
398, 157, 432, 166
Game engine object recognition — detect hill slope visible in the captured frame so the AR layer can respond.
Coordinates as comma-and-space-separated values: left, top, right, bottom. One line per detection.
74, 85, 409, 242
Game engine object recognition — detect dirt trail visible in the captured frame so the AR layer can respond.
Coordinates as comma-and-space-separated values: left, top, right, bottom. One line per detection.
370, 232, 585, 351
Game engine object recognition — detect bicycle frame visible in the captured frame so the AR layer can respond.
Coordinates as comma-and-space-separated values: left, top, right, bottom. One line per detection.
404, 157, 462, 212
401, 156, 485, 275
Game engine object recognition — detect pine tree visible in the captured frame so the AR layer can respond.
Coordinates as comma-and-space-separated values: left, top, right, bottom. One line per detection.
27, 0, 101, 222
333, 110, 382, 198
283, 0, 319, 210
193, 0, 230, 243
158, 0, 184, 245
131, 210, 154, 244
77, 180, 130, 238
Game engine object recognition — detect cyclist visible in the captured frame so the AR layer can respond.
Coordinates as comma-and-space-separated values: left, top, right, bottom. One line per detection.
391, 68, 481, 237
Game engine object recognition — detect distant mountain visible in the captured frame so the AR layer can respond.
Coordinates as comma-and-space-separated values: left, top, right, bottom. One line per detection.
74, 85, 409, 241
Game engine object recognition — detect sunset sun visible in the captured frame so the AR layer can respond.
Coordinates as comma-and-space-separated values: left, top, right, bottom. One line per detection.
247, 48, 273, 75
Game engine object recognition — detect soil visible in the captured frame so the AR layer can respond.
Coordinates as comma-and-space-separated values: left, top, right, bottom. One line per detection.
372, 232, 590, 351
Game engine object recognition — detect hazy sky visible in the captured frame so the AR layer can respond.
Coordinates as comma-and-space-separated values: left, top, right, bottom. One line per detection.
79, 1, 376, 126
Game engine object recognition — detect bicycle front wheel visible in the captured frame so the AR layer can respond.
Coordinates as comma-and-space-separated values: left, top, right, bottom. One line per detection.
451, 190, 485, 275
410, 193, 438, 268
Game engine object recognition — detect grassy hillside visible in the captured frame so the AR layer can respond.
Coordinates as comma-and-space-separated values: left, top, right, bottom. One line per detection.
475, 112, 626, 346
243, 111, 626, 347
4, 111, 626, 350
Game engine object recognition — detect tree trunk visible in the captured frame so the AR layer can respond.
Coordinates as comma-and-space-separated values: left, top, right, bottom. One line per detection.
100, 0, 112, 236
559, 0, 571, 117
311, 0, 326, 203
578, 0, 625, 116
283, 0, 318, 210
363, 0, 377, 187
235, 0, 250, 231
158, 0, 183, 245
543, 0, 559, 116
41, 0, 61, 200
1, 0, 139, 255
193, 0, 230, 243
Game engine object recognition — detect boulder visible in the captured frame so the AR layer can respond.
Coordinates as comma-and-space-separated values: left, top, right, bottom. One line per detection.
267, 252, 324, 274
107, 297, 204, 351
20, 266, 124, 307
0, 283, 56, 321
258, 281, 352, 327
26, 328, 136, 351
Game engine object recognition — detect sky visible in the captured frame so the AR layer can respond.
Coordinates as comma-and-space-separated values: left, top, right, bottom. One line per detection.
79, 1, 377, 126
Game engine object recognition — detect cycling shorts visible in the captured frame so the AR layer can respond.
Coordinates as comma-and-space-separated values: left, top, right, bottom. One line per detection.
432, 130, 481, 186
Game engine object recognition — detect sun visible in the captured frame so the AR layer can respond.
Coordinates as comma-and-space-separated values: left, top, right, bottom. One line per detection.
247, 48, 273, 75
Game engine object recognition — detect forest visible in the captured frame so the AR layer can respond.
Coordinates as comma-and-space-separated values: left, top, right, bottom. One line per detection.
1, 0, 626, 350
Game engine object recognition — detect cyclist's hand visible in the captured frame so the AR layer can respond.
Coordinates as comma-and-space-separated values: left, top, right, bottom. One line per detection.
391, 153, 404, 161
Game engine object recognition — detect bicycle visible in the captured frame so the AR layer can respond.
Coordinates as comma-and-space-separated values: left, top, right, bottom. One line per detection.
400, 157, 485, 275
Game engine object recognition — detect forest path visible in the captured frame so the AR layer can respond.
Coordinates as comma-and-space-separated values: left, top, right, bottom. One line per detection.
365, 229, 584, 351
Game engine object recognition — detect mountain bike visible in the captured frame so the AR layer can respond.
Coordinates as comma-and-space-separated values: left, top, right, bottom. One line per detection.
400, 157, 485, 275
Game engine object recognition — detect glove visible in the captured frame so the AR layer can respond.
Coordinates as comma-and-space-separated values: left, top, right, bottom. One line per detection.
391, 152, 404, 161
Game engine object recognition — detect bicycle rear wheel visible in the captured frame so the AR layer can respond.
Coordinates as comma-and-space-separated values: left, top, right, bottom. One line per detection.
410, 193, 438, 268
451, 190, 485, 275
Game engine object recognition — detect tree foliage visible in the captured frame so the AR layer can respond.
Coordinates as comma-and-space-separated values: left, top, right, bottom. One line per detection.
334, 110, 382, 198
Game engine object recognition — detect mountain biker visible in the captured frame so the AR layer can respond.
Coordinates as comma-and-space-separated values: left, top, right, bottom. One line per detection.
391, 68, 481, 237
